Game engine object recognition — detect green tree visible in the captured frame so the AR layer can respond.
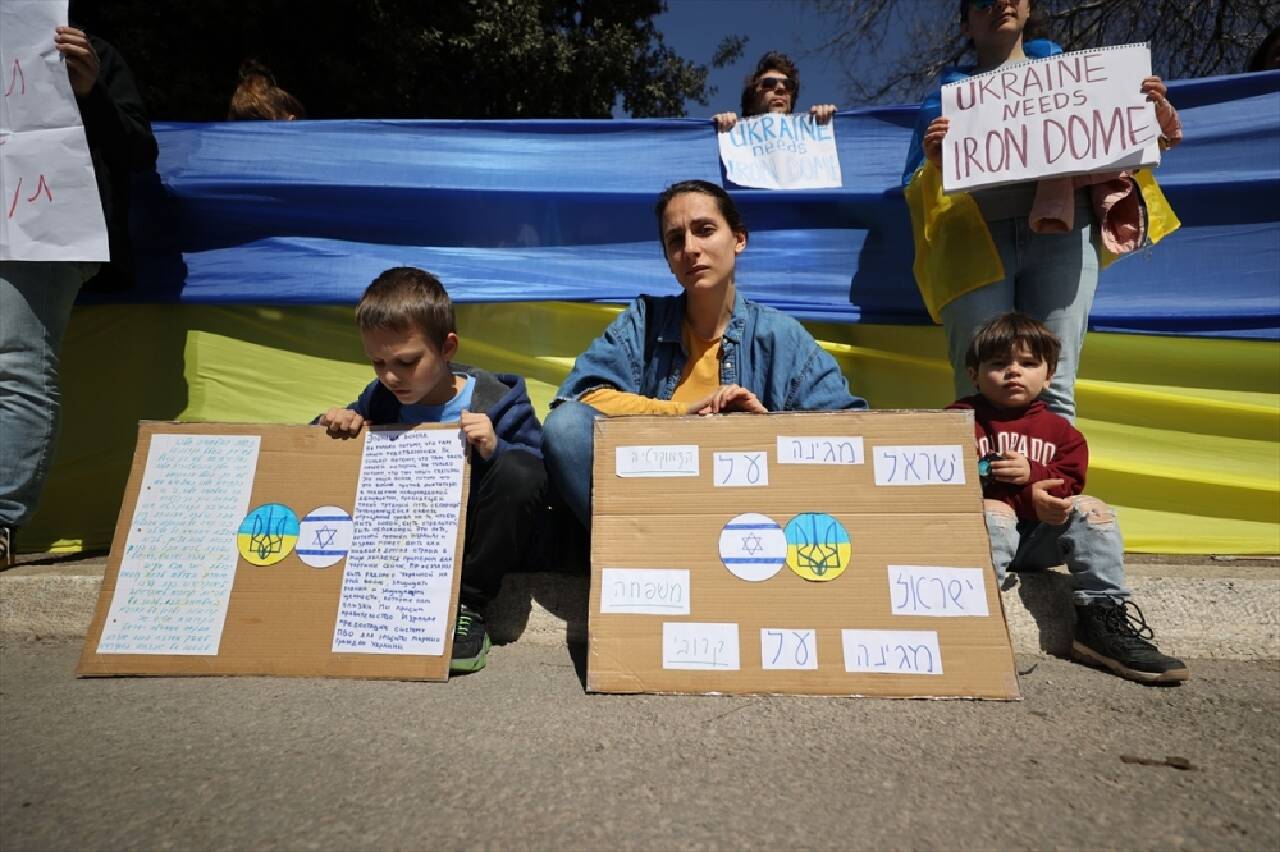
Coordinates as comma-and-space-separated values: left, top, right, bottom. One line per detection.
73, 0, 721, 119
801, 0, 1280, 104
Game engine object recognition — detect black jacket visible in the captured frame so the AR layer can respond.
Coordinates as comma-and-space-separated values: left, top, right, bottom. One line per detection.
78, 35, 158, 291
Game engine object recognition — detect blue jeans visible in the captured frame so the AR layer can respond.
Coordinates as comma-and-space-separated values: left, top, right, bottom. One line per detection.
985, 497, 1132, 606
0, 261, 93, 528
940, 201, 1099, 422
542, 400, 601, 528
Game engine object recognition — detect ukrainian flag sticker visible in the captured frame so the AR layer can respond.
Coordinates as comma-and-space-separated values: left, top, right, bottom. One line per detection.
237, 503, 300, 566
784, 512, 851, 582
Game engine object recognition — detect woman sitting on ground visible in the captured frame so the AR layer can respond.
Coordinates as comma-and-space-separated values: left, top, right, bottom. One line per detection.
712, 51, 837, 132
542, 179, 866, 528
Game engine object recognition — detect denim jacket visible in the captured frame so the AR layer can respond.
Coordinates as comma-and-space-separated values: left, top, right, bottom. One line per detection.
555, 292, 866, 411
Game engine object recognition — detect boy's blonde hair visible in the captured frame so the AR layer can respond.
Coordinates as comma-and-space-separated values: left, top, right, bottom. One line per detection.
356, 267, 456, 350
964, 312, 1061, 376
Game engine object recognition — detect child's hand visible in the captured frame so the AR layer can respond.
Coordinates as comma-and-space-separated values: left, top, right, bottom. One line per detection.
990, 451, 1031, 485
1031, 479, 1073, 525
459, 409, 498, 460
318, 407, 365, 438
922, 116, 949, 169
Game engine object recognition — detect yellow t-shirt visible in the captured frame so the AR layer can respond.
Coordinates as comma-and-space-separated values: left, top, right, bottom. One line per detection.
580, 322, 722, 415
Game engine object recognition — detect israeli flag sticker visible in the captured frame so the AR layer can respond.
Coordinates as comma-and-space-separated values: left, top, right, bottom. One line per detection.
296, 505, 353, 568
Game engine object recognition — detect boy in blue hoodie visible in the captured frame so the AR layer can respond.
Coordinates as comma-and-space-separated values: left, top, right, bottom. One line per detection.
317, 267, 545, 673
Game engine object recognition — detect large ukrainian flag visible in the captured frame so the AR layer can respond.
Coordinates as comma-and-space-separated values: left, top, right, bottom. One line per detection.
24, 72, 1279, 555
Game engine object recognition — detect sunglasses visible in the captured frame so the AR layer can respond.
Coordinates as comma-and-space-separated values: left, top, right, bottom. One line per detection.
969, 0, 1014, 10
757, 77, 795, 93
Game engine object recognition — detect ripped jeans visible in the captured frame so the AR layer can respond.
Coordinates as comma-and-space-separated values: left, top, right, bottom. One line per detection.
984, 496, 1132, 605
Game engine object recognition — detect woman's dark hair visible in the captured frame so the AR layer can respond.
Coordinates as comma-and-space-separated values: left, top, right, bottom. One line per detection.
654, 180, 748, 251
957, 0, 1050, 44
739, 51, 800, 117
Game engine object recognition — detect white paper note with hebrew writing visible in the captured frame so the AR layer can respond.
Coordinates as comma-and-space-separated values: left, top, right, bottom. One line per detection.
600, 568, 690, 614
333, 428, 466, 656
615, 445, 699, 477
98, 435, 260, 655
872, 445, 966, 486
663, 622, 740, 670
777, 436, 864, 465
841, 629, 943, 675
0, 0, 109, 260
888, 565, 989, 618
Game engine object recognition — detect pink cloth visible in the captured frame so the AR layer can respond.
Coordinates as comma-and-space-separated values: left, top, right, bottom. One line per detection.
1027, 98, 1183, 254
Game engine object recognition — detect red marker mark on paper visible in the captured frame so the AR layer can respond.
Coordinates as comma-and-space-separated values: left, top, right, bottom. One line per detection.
4, 58, 23, 97
27, 175, 53, 204
7, 178, 21, 218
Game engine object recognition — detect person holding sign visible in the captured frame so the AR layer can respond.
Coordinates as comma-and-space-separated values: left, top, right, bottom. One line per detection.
542, 180, 866, 529
901, 0, 1183, 421
711, 51, 837, 132
315, 267, 547, 673
0, 22, 156, 568
949, 312, 1187, 684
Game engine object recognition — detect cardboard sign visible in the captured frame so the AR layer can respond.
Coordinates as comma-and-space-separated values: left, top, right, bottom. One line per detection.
718, 113, 842, 189
78, 421, 470, 680
0, 0, 109, 261
588, 411, 1019, 699
942, 43, 1160, 193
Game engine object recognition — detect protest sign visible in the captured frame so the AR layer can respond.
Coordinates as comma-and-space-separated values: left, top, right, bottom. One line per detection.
941, 43, 1161, 194
588, 410, 1020, 699
718, 113, 843, 189
0, 0, 108, 261
78, 421, 470, 680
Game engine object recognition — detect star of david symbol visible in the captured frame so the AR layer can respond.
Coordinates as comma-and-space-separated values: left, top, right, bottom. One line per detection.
741, 532, 763, 556
313, 525, 338, 548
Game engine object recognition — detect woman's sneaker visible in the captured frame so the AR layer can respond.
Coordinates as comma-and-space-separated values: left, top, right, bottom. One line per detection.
1072, 598, 1189, 684
450, 605, 490, 674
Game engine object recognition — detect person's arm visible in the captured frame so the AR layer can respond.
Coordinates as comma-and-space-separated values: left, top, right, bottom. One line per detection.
783, 331, 866, 411
62, 31, 158, 171
581, 387, 691, 416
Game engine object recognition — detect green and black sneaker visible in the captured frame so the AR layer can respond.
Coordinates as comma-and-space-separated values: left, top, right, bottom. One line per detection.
450, 604, 491, 674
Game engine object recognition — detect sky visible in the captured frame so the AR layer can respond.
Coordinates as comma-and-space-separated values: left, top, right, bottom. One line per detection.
631, 0, 852, 118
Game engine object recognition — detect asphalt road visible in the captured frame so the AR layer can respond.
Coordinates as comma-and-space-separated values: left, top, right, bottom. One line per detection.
2, 639, 1277, 851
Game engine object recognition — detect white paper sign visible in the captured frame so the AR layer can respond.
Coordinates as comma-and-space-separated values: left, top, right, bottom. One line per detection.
0, 0, 109, 260
942, 43, 1160, 193
873, 444, 965, 486
713, 451, 769, 487
600, 568, 690, 615
333, 429, 466, 656
888, 565, 989, 618
760, 628, 819, 670
718, 112, 842, 189
842, 629, 943, 675
776, 435, 864, 465
97, 435, 261, 655
662, 622, 740, 670
615, 444, 699, 477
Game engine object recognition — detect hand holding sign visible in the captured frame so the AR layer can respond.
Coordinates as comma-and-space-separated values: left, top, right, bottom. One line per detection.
53, 26, 99, 96
0, 1, 109, 261
940, 43, 1164, 193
